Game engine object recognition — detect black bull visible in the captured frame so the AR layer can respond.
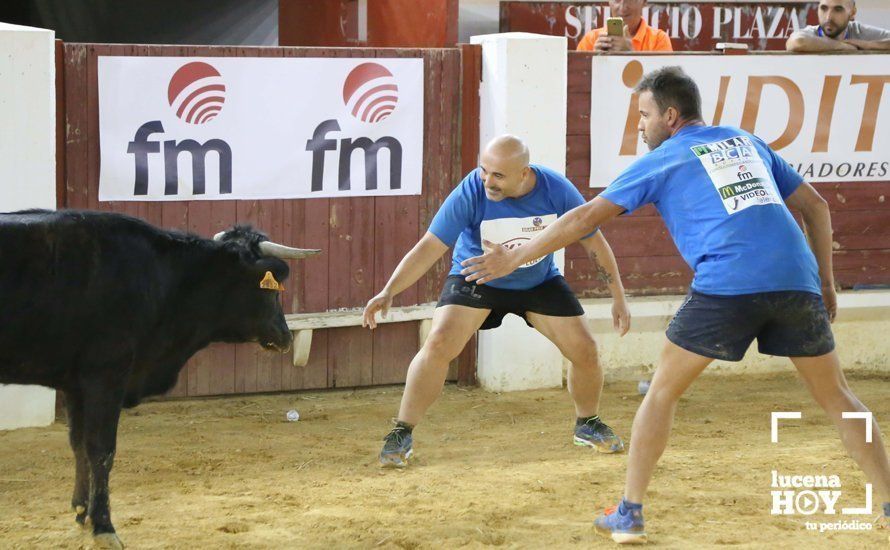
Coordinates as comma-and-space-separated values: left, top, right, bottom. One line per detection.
0, 210, 318, 548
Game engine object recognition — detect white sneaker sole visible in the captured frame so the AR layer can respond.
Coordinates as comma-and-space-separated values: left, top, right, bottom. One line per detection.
595, 524, 647, 544
573, 435, 625, 454
612, 532, 648, 544
380, 448, 413, 468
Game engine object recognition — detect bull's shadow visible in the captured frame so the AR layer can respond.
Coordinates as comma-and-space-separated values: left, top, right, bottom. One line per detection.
0, 209, 319, 549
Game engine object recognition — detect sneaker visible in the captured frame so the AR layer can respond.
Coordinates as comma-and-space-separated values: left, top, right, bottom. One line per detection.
878, 502, 889, 543
379, 423, 413, 468
574, 417, 625, 453
594, 499, 647, 545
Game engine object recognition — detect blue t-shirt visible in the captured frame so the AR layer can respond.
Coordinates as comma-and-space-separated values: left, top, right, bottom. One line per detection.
600, 125, 821, 296
429, 164, 595, 290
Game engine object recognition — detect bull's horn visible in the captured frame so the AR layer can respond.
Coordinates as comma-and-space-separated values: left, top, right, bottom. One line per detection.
259, 241, 321, 260
213, 231, 226, 241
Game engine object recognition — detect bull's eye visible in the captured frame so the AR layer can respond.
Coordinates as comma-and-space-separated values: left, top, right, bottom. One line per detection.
259, 271, 285, 292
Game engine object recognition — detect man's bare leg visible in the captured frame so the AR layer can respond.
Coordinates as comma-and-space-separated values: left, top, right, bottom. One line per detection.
526, 313, 602, 417
792, 351, 890, 505
526, 312, 625, 453
624, 340, 713, 503
396, 305, 489, 425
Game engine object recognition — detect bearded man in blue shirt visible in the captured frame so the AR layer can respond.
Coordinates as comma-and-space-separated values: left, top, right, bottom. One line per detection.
461, 66, 890, 544
363, 135, 631, 468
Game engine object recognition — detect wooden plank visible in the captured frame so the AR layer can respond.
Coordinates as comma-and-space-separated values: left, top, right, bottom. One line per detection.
567, 255, 693, 297
371, 190, 420, 387
567, 53, 593, 93
567, 92, 591, 136
830, 210, 890, 250
327, 196, 375, 386
63, 43, 89, 210
323, 47, 376, 388
566, 217, 678, 259
55, 40, 66, 209
460, 44, 481, 176
371, 322, 418, 385
374, 195, 420, 307
329, 326, 373, 387
457, 333, 477, 386
85, 44, 102, 212
287, 303, 436, 329
290, 192, 330, 390
816, 181, 890, 211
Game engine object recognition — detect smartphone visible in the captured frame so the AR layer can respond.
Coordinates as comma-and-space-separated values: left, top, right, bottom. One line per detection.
606, 17, 624, 37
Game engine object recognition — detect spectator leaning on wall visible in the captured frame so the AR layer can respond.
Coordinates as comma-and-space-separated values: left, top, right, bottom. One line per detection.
577, 0, 672, 53
786, 0, 890, 52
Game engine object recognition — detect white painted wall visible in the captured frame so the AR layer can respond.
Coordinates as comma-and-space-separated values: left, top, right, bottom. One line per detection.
0, 22, 58, 430
470, 32, 569, 392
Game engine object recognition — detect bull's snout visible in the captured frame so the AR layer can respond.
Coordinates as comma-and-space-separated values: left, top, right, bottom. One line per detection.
260, 325, 293, 353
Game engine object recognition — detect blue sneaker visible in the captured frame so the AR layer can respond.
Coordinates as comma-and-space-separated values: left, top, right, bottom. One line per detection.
379, 423, 413, 468
574, 417, 625, 453
594, 499, 647, 544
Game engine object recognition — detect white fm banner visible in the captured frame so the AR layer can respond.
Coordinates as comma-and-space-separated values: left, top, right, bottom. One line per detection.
98, 57, 424, 201
589, 55, 890, 187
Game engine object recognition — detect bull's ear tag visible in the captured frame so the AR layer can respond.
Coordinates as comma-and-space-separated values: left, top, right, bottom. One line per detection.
259, 271, 284, 291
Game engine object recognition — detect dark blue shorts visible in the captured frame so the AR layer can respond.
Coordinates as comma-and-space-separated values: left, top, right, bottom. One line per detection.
436, 275, 584, 330
666, 290, 835, 362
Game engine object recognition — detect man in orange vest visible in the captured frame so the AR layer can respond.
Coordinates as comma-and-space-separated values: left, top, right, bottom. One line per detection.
577, 0, 673, 52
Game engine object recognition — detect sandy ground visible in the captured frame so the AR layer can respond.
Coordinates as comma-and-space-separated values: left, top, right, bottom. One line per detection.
0, 372, 888, 549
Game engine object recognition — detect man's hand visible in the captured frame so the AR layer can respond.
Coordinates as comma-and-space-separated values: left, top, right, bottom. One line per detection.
822, 284, 838, 323
593, 34, 613, 51
609, 25, 633, 51
612, 298, 631, 336
593, 26, 633, 52
843, 39, 871, 50
460, 239, 519, 284
362, 290, 393, 329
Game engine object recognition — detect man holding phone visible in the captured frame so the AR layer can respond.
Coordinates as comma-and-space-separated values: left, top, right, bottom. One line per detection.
577, 0, 673, 52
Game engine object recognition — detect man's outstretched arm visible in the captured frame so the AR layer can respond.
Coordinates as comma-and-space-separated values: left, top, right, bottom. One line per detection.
785, 182, 837, 321
461, 196, 626, 284
581, 231, 631, 336
363, 232, 449, 329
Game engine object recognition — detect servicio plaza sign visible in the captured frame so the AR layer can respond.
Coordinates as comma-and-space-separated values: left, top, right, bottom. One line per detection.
500, 1, 818, 50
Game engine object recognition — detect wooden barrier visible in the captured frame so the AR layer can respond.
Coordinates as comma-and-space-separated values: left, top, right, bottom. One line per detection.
564, 50, 890, 297
59, 43, 473, 397
56, 42, 886, 398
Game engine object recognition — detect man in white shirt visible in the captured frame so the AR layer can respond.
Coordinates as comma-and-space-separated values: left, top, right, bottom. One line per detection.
786, 0, 890, 51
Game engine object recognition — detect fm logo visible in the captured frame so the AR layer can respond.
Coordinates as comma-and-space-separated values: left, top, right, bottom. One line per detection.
304, 63, 404, 192
127, 62, 232, 196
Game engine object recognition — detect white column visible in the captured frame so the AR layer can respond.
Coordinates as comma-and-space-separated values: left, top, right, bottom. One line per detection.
0, 23, 57, 430
469, 32, 568, 391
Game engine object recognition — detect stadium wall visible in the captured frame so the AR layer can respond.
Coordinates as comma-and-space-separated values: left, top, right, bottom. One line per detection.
0, 23, 57, 429
59, 43, 473, 397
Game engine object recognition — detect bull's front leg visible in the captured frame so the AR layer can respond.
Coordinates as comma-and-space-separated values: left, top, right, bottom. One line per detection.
81, 382, 125, 549
63, 389, 90, 526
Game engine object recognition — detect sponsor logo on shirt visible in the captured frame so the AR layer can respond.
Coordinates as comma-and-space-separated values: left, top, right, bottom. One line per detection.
692, 136, 782, 214
481, 214, 558, 268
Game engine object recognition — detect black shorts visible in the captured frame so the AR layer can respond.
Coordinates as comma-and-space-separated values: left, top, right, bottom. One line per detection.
436, 275, 584, 330
666, 290, 835, 362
